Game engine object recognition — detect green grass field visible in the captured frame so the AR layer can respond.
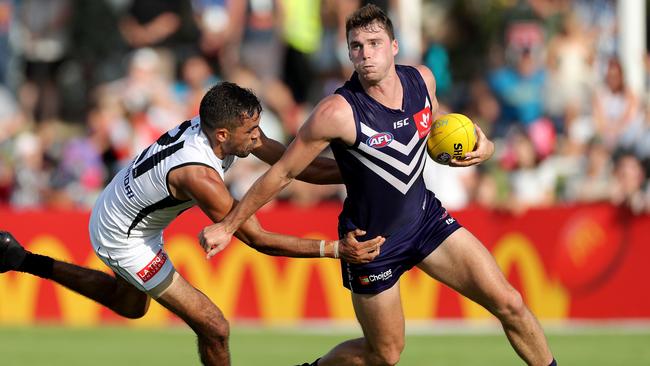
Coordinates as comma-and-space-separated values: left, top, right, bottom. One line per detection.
0, 325, 649, 365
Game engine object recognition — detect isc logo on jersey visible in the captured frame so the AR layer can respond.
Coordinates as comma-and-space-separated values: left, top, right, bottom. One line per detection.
367, 132, 394, 149
393, 118, 409, 129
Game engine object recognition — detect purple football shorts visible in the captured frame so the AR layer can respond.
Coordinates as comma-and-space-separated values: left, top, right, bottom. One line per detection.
339, 193, 462, 294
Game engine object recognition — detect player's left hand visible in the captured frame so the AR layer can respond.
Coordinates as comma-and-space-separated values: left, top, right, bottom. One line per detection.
449, 124, 494, 167
338, 229, 385, 263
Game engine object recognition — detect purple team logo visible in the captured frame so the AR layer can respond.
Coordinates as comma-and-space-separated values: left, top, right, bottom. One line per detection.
366, 132, 394, 149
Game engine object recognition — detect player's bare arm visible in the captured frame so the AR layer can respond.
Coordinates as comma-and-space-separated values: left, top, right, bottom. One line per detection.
199, 95, 356, 251
233, 218, 384, 264
415, 64, 495, 167
252, 130, 343, 184
168, 164, 384, 262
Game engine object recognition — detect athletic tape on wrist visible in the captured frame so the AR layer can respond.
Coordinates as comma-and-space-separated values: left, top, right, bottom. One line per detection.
334, 241, 339, 259
319, 240, 326, 257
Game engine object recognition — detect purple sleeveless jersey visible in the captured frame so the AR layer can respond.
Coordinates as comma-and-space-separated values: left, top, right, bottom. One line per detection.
332, 65, 462, 294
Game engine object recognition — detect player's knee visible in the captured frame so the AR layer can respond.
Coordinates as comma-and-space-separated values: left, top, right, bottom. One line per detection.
115, 298, 149, 319
371, 342, 403, 366
109, 278, 151, 319
114, 293, 150, 319
494, 288, 526, 321
119, 306, 147, 319
374, 350, 401, 366
108, 295, 148, 319
199, 316, 230, 345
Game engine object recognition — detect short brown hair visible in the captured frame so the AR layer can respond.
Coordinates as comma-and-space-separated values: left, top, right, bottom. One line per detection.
345, 4, 395, 42
200, 82, 262, 133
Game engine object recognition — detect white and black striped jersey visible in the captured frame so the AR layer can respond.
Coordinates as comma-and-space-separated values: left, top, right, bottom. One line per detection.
90, 116, 235, 244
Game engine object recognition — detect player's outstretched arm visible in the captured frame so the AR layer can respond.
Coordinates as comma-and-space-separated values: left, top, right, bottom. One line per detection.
199, 95, 353, 254
233, 217, 385, 263
167, 162, 383, 262
252, 130, 343, 185
167, 159, 381, 262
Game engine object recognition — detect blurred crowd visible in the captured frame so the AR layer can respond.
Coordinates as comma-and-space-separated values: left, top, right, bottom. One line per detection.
0, 0, 649, 215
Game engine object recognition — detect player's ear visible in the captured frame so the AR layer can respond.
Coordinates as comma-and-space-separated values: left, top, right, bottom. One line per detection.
392, 38, 399, 57
214, 128, 229, 143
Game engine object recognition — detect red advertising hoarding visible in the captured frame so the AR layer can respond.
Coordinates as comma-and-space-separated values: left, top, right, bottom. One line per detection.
1, 203, 648, 326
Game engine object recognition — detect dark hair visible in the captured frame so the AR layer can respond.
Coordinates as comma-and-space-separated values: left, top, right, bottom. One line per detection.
345, 4, 395, 42
199, 82, 262, 132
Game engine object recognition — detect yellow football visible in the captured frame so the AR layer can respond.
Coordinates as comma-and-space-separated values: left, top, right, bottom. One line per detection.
426, 113, 477, 165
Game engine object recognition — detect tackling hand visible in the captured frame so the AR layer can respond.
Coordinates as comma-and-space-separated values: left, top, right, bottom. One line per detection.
338, 229, 385, 263
450, 124, 494, 167
199, 223, 233, 259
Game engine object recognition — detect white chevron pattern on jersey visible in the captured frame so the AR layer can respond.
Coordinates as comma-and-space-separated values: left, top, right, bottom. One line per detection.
349, 148, 427, 195
360, 122, 420, 155
357, 136, 427, 175
348, 96, 432, 195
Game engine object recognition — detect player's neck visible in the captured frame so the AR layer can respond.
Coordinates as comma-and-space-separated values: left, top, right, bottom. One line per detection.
360, 68, 403, 111
213, 145, 227, 159
205, 131, 227, 159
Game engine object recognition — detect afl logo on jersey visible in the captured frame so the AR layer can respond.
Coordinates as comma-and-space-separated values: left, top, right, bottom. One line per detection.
367, 132, 394, 149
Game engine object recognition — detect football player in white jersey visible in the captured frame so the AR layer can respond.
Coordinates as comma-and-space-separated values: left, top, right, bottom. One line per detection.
0, 82, 385, 366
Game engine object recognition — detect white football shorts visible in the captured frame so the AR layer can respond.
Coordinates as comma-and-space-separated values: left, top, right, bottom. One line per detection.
89, 224, 175, 294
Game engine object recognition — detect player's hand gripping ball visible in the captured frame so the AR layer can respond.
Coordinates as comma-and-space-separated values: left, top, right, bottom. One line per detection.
426, 113, 477, 165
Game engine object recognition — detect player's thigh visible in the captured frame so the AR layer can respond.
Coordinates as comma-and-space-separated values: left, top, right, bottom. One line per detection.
352, 281, 405, 352
112, 270, 151, 312
155, 273, 228, 335
416, 227, 514, 309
